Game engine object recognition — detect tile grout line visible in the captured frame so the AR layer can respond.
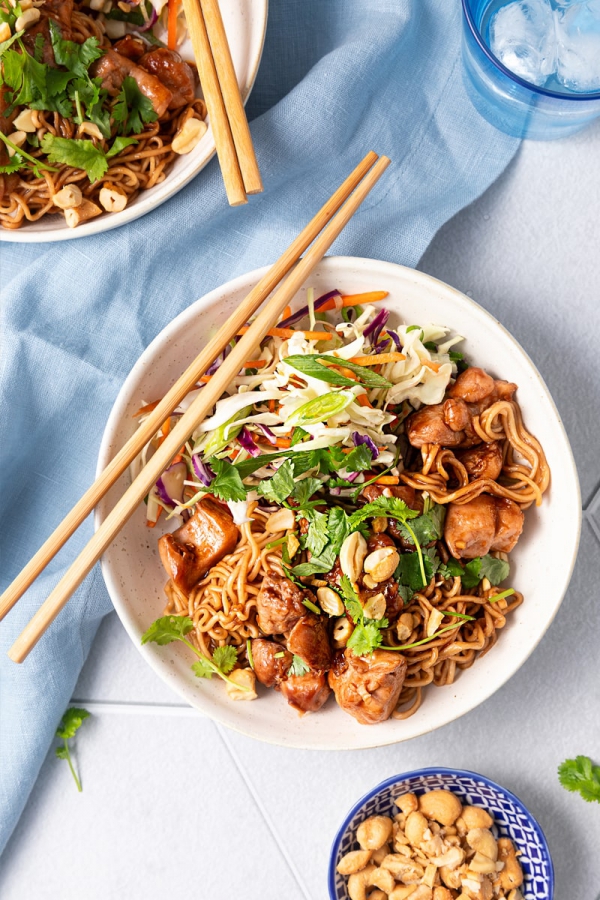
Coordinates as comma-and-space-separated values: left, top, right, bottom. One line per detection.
214, 723, 313, 900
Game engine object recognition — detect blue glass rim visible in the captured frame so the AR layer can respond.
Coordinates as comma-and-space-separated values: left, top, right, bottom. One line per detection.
328, 766, 555, 900
461, 0, 600, 102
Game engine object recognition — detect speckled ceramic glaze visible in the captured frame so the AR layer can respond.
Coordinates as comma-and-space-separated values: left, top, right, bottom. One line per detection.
0, 0, 268, 243
96, 256, 581, 749
329, 768, 554, 899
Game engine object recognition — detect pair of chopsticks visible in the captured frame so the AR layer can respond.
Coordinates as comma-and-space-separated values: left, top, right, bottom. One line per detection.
2, 150, 390, 663
183, 0, 262, 205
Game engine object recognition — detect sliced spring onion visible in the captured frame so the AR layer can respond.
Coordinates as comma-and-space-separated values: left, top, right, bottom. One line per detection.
286, 391, 354, 428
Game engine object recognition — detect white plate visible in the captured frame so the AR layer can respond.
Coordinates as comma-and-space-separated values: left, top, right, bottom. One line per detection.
96, 257, 581, 750
1, 0, 268, 243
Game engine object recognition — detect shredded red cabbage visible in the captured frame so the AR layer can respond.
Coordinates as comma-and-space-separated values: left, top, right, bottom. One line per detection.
386, 329, 402, 351
352, 431, 379, 459
206, 341, 233, 376
156, 461, 187, 507
255, 423, 277, 445
136, 8, 158, 31
277, 289, 341, 329
363, 308, 389, 345
374, 336, 392, 353
192, 455, 214, 487
237, 426, 261, 457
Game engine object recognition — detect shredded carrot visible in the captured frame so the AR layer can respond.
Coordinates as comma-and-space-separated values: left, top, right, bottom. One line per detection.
171, 454, 183, 465
167, 0, 178, 50
421, 359, 441, 372
279, 306, 292, 322
147, 506, 162, 528
374, 475, 400, 485
274, 438, 291, 449
319, 290, 388, 312
237, 326, 332, 341
132, 399, 160, 417
244, 359, 267, 368
356, 394, 373, 408
161, 417, 171, 437
268, 399, 276, 413
349, 352, 405, 366
229, 448, 240, 460
200, 375, 212, 383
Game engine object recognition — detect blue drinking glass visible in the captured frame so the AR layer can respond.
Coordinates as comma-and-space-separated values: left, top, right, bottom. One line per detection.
462, 0, 600, 140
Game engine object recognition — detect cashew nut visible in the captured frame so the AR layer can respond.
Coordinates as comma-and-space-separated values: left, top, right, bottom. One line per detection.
396, 612, 414, 642
316, 586, 344, 617
347, 864, 376, 900
64, 199, 102, 228
52, 184, 83, 210
363, 592, 387, 620
439, 864, 462, 890
497, 839, 523, 891
224, 668, 257, 700
389, 887, 418, 900
356, 815, 393, 851
380, 854, 424, 883
0, 21, 9, 42
395, 792, 419, 815
340, 531, 367, 583
15, 6, 40, 29
466, 828, 497, 861
99, 183, 128, 213
369, 866, 395, 893
332, 616, 353, 648
461, 806, 493, 830
419, 790, 463, 826
336, 849, 372, 875
12, 108, 39, 132
172, 117, 208, 154
266, 508, 295, 532
402, 888, 432, 900
371, 843, 390, 866
426, 608, 444, 637
364, 546, 400, 582
433, 889, 454, 900
404, 810, 429, 846
431, 846, 464, 869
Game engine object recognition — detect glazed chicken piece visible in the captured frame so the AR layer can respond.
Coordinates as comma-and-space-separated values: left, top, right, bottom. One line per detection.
113, 35, 147, 62
406, 367, 517, 449
456, 441, 504, 481
256, 572, 310, 635
251, 639, 293, 688
286, 615, 332, 672
279, 670, 331, 714
140, 48, 197, 109
92, 50, 173, 116
444, 494, 524, 559
329, 649, 408, 725
158, 497, 238, 593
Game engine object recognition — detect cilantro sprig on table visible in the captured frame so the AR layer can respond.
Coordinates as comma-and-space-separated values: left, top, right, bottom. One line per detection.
141, 615, 250, 691
55, 707, 90, 792
558, 756, 600, 803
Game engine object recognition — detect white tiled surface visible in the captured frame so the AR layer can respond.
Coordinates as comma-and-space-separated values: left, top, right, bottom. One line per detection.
2, 125, 600, 899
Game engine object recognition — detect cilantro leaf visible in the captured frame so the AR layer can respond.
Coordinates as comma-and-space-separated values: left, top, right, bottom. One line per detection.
292, 476, 321, 507
40, 134, 108, 182
288, 655, 310, 677
347, 621, 384, 656
106, 135, 138, 158
396, 549, 435, 591
558, 756, 600, 803
191, 657, 214, 679
212, 645, 237, 675
410, 504, 446, 544
258, 459, 295, 503
210, 458, 247, 502
141, 614, 194, 645
291, 544, 336, 577
49, 21, 102, 77
0, 154, 25, 175
479, 555, 510, 586
341, 443, 373, 473
55, 707, 90, 792
348, 496, 420, 531
291, 426, 308, 446
112, 76, 158, 135
328, 506, 350, 555
56, 707, 90, 740
338, 575, 364, 624
306, 510, 329, 557
0, 29, 24, 55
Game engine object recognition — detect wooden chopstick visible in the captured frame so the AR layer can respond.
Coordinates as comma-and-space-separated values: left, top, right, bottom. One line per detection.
181, 0, 246, 205
200, 0, 263, 195
0, 151, 379, 627
7, 152, 390, 663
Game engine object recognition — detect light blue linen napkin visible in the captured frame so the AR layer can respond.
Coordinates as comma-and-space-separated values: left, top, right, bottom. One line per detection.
0, 0, 518, 854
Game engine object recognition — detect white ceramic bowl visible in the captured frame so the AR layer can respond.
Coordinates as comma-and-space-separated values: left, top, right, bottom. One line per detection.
96, 256, 581, 750
0, 0, 267, 243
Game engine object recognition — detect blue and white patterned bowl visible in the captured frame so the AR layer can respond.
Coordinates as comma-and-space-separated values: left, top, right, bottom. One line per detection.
329, 768, 554, 900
